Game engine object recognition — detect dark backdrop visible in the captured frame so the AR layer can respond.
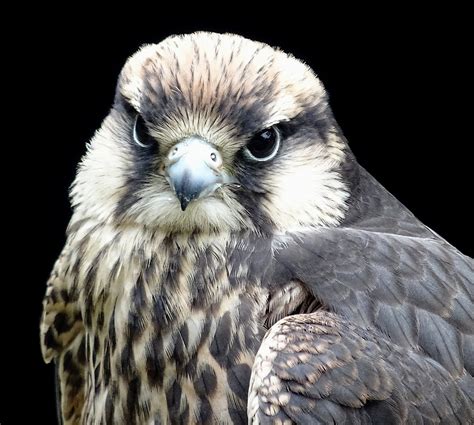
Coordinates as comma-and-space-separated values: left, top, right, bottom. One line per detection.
7, 12, 471, 424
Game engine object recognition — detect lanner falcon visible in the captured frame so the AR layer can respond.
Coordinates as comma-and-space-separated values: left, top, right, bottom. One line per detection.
40, 32, 473, 424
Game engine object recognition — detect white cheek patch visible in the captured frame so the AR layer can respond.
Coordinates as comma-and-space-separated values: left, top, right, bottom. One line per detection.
71, 115, 132, 223
263, 142, 349, 231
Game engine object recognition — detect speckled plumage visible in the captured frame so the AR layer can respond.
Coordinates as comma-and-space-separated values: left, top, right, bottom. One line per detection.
41, 32, 473, 424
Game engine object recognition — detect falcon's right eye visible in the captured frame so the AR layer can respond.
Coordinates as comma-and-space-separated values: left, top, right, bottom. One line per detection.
133, 114, 155, 148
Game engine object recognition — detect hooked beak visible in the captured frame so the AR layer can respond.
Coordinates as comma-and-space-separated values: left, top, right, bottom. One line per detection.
165, 136, 234, 211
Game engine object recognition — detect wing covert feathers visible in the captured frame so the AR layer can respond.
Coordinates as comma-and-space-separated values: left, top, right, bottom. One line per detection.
249, 312, 474, 424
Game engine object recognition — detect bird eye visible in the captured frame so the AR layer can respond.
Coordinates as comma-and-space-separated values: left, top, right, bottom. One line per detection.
245, 126, 280, 162
133, 114, 155, 148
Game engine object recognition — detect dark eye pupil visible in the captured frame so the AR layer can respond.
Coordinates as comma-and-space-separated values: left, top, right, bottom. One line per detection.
247, 128, 278, 159
133, 114, 155, 147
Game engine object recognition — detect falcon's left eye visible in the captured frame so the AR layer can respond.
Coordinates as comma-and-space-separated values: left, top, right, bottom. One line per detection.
133, 114, 155, 148
245, 126, 281, 162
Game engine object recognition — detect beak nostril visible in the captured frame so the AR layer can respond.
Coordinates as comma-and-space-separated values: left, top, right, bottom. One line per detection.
168, 146, 180, 162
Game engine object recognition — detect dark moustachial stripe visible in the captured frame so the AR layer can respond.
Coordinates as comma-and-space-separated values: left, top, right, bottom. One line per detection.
114, 111, 160, 219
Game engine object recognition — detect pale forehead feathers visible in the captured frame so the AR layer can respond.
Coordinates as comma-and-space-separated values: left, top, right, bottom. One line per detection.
119, 32, 325, 148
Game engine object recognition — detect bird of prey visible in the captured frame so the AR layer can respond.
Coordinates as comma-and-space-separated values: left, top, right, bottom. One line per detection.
40, 32, 473, 424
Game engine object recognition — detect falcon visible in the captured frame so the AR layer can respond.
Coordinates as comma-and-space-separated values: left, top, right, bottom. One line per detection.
40, 32, 473, 424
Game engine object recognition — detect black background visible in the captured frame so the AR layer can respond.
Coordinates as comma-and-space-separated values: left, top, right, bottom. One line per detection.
6, 10, 472, 424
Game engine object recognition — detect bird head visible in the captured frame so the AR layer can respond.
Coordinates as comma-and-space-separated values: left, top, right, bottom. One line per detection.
72, 32, 351, 234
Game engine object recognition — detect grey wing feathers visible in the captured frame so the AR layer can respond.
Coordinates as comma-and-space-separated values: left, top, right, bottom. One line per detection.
249, 312, 474, 424
255, 226, 474, 423
275, 228, 474, 376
